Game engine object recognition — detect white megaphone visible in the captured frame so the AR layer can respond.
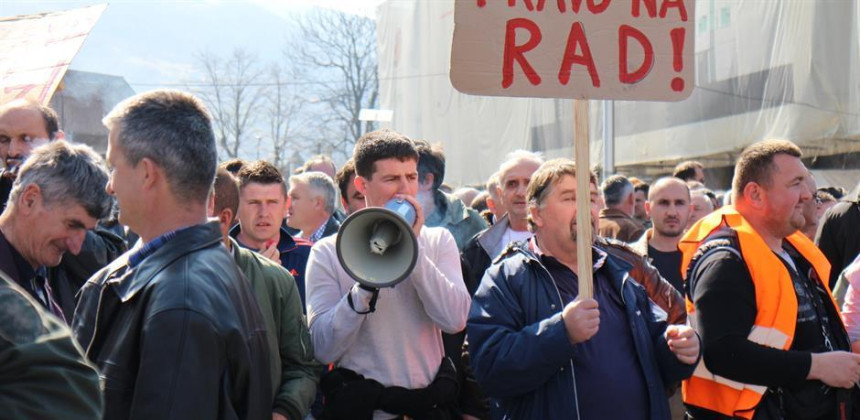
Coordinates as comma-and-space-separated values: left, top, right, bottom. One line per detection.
336, 198, 419, 288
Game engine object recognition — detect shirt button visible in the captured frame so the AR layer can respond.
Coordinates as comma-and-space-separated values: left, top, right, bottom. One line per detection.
551, 304, 556, 309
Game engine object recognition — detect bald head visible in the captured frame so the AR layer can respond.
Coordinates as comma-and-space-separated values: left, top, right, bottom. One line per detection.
646, 177, 692, 239
497, 151, 544, 227
649, 177, 691, 201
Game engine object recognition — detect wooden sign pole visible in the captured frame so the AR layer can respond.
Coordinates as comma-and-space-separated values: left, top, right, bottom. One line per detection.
574, 99, 593, 299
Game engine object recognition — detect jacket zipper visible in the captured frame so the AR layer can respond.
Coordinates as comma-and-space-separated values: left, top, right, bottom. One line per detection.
86, 281, 109, 359
87, 274, 123, 359
533, 257, 582, 420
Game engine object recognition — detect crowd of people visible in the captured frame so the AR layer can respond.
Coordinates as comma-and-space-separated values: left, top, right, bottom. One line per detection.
1, 88, 860, 420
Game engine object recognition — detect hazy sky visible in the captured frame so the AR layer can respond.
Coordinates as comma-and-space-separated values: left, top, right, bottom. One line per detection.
0, 0, 385, 91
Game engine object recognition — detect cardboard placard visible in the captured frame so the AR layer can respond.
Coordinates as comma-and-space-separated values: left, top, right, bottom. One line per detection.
451, 0, 695, 101
0, 4, 107, 105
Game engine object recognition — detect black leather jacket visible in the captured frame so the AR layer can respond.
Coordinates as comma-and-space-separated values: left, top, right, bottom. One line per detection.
73, 222, 272, 420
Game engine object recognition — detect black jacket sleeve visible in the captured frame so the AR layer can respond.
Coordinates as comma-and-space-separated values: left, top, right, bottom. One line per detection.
690, 249, 811, 387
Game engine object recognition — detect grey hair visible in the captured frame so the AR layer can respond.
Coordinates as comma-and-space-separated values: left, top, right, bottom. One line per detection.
103, 89, 217, 205
290, 171, 337, 214
8, 141, 111, 219
486, 172, 501, 201
498, 150, 544, 176
601, 174, 633, 207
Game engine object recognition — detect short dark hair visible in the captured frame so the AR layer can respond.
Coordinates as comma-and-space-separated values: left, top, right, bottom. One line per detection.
103, 90, 217, 205
413, 139, 445, 190
213, 168, 239, 224
471, 191, 490, 213
673, 160, 703, 181
818, 186, 846, 201
353, 129, 418, 179
236, 160, 286, 196
39, 104, 60, 139
526, 158, 597, 231
634, 182, 649, 197
336, 158, 357, 200
219, 158, 247, 175
732, 139, 802, 199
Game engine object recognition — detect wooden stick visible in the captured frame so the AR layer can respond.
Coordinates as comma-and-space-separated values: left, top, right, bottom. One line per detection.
574, 99, 593, 299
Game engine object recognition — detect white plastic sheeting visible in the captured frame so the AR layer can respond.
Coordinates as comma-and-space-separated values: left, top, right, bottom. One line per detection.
377, 0, 860, 186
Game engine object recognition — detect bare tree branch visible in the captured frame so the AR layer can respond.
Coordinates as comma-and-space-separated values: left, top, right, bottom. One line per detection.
193, 48, 265, 160
288, 9, 379, 159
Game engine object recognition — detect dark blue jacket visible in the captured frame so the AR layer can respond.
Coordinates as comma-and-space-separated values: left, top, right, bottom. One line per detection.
467, 241, 697, 420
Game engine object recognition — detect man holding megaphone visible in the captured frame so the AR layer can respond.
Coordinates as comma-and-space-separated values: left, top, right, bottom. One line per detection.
305, 129, 471, 420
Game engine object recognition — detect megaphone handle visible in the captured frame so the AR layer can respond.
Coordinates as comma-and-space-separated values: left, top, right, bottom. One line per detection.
348, 284, 381, 314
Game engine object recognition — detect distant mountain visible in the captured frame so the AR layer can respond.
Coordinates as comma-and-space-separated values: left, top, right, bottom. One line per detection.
0, 1, 300, 92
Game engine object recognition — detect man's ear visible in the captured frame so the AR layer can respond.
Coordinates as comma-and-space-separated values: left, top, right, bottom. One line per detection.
218, 208, 233, 227
52, 131, 66, 141
644, 201, 651, 216
355, 175, 367, 195
17, 183, 43, 216
528, 205, 542, 229
743, 182, 764, 208
139, 157, 159, 190
419, 173, 434, 190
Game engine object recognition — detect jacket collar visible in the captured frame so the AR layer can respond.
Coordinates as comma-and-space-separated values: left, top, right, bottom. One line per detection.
630, 228, 653, 257
506, 238, 634, 293
476, 214, 512, 254
228, 236, 246, 265
109, 222, 223, 302
599, 207, 634, 220
427, 191, 472, 227
321, 216, 341, 239
229, 224, 300, 252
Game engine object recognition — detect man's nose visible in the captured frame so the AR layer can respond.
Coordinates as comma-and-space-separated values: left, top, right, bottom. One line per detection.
515, 181, 528, 197
8, 139, 28, 161
397, 178, 410, 194
67, 230, 87, 256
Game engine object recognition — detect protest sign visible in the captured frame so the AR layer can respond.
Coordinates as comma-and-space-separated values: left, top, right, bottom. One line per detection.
450, 0, 695, 297
0, 4, 107, 105
451, 0, 695, 101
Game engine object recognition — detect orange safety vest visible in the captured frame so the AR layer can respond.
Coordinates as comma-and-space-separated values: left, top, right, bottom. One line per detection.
678, 206, 836, 420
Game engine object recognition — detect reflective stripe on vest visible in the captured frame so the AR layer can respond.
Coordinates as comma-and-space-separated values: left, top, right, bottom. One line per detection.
678, 206, 835, 420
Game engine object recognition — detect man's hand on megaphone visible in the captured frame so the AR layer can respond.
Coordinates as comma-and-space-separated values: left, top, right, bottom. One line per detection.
394, 194, 424, 237
348, 283, 380, 314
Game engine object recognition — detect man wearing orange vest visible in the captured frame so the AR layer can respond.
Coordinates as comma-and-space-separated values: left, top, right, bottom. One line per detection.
681, 140, 860, 419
